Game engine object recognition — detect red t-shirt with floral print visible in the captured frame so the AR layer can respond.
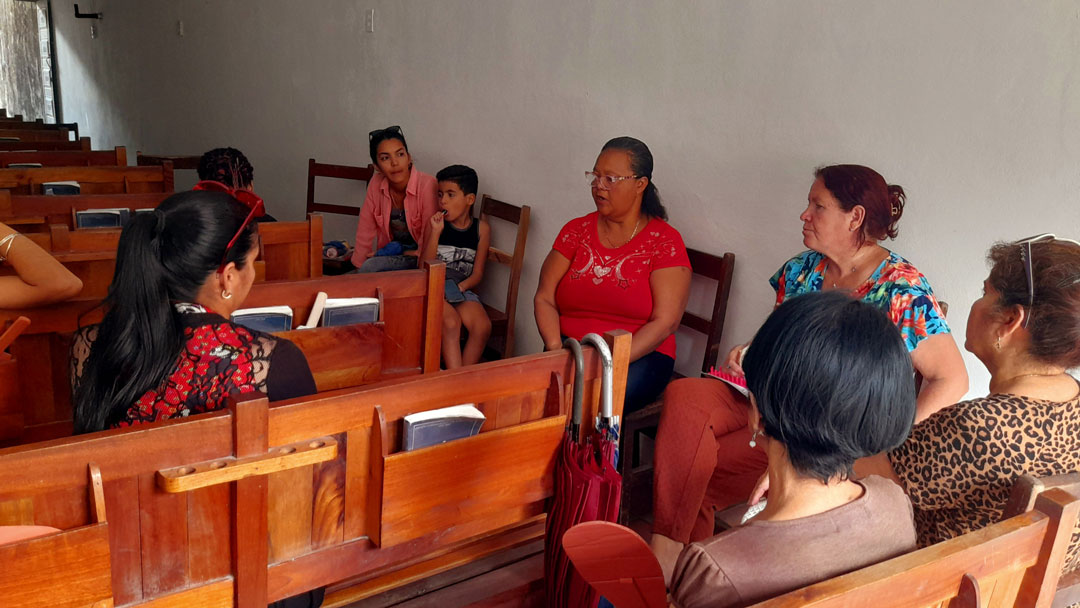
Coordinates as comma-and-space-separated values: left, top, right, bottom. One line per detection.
552, 212, 690, 359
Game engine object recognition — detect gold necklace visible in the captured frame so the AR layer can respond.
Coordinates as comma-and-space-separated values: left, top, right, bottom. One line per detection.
603, 217, 643, 248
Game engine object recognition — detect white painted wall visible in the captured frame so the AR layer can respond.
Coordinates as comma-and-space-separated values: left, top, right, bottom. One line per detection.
52, 1, 1080, 398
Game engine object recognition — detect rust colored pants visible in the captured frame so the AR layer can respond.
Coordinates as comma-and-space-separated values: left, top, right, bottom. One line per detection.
652, 378, 769, 543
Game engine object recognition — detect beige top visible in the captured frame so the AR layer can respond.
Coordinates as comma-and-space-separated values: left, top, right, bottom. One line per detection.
670, 475, 916, 607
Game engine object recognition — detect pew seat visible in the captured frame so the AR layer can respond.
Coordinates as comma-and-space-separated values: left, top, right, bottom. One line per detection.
0, 137, 91, 152
0, 191, 169, 229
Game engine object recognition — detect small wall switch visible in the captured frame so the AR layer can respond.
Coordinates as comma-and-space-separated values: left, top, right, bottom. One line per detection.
177, 20, 184, 37
365, 9, 374, 33
90, 24, 97, 39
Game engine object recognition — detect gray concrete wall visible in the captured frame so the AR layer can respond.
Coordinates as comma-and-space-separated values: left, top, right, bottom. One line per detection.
50, 1, 1080, 398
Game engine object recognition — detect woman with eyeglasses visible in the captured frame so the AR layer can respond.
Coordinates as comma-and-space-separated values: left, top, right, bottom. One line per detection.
351, 126, 439, 272
650, 164, 968, 581
71, 186, 316, 434
533, 136, 691, 413
855, 235, 1080, 569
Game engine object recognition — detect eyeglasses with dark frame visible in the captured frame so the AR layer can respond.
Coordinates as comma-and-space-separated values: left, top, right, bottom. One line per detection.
192, 180, 266, 273
1013, 233, 1080, 328
585, 171, 639, 191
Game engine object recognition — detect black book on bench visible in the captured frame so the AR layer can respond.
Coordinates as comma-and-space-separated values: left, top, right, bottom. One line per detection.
402, 404, 485, 451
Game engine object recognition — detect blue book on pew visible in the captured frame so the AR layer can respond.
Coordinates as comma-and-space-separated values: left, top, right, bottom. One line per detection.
403, 404, 486, 451
75, 208, 130, 228
42, 181, 81, 196
321, 297, 379, 327
230, 306, 294, 333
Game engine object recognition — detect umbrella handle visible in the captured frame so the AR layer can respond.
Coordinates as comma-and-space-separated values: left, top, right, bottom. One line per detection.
582, 333, 613, 422
562, 338, 585, 440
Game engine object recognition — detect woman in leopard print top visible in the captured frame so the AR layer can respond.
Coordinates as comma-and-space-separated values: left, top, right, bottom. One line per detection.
860, 235, 1080, 571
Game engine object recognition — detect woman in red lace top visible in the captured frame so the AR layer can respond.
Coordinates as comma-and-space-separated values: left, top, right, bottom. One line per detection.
71, 187, 316, 434
534, 137, 691, 413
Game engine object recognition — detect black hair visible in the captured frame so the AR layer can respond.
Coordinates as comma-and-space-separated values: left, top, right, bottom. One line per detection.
197, 147, 254, 189
436, 164, 479, 197
600, 136, 667, 221
72, 190, 258, 434
369, 125, 409, 165
743, 291, 916, 483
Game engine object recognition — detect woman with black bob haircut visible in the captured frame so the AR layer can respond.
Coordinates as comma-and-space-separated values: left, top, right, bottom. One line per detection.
667, 290, 917, 605
71, 186, 316, 434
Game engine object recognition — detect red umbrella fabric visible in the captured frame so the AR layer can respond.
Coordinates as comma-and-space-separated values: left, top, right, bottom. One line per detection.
545, 335, 622, 608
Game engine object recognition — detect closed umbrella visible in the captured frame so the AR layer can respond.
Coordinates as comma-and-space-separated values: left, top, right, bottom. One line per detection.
545, 334, 623, 608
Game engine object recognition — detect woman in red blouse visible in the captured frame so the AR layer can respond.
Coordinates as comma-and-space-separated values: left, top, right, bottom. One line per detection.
534, 137, 691, 413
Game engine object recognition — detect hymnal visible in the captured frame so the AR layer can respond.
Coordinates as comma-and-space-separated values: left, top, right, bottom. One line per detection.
321, 297, 379, 327
230, 306, 294, 333
75, 208, 130, 228
403, 404, 486, 451
42, 181, 81, 195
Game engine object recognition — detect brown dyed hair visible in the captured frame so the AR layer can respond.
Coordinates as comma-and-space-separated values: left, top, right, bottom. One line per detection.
815, 164, 905, 244
988, 239, 1080, 368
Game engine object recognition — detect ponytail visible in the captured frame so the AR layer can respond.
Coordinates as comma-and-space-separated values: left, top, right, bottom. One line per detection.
642, 180, 667, 221
601, 136, 668, 221
73, 191, 257, 433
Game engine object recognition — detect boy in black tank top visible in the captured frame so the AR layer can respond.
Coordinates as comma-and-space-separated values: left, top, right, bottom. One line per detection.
421, 165, 491, 368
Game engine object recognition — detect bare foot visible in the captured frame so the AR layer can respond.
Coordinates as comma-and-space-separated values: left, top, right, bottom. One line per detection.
649, 532, 684, 588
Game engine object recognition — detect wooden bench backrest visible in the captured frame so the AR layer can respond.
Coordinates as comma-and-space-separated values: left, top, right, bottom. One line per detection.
0, 137, 91, 152
0, 163, 174, 195
752, 488, 1079, 607
0, 147, 125, 168
0, 264, 444, 445
478, 195, 531, 359
306, 158, 374, 217
0, 463, 112, 608
0, 332, 628, 606
1005, 472, 1080, 608
0, 190, 169, 228
0, 118, 78, 138
135, 153, 201, 171
0, 127, 71, 142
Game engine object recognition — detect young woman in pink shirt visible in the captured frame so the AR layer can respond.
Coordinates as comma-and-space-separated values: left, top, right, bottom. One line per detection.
352, 126, 439, 272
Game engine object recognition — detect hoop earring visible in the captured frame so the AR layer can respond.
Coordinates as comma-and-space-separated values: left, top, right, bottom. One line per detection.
749, 429, 760, 448
221, 290, 233, 300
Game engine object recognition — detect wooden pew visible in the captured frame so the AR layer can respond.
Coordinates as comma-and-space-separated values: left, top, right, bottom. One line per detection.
0, 164, 173, 196
0, 463, 113, 608
0, 190, 169, 229
2, 214, 325, 298
754, 488, 1079, 607
0, 118, 79, 139
0, 263, 443, 445
0, 128, 72, 143
135, 153, 201, 171
0, 137, 91, 152
0, 146, 126, 168
0, 331, 628, 606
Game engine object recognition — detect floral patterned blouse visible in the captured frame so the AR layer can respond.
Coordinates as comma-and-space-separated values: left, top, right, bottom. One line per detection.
71, 304, 315, 428
770, 249, 950, 352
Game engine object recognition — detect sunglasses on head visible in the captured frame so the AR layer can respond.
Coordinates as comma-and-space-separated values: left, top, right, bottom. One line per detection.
192, 180, 265, 273
1013, 233, 1080, 328
369, 125, 404, 141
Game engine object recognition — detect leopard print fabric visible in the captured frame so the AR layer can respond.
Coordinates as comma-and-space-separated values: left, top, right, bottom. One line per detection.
889, 392, 1080, 573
